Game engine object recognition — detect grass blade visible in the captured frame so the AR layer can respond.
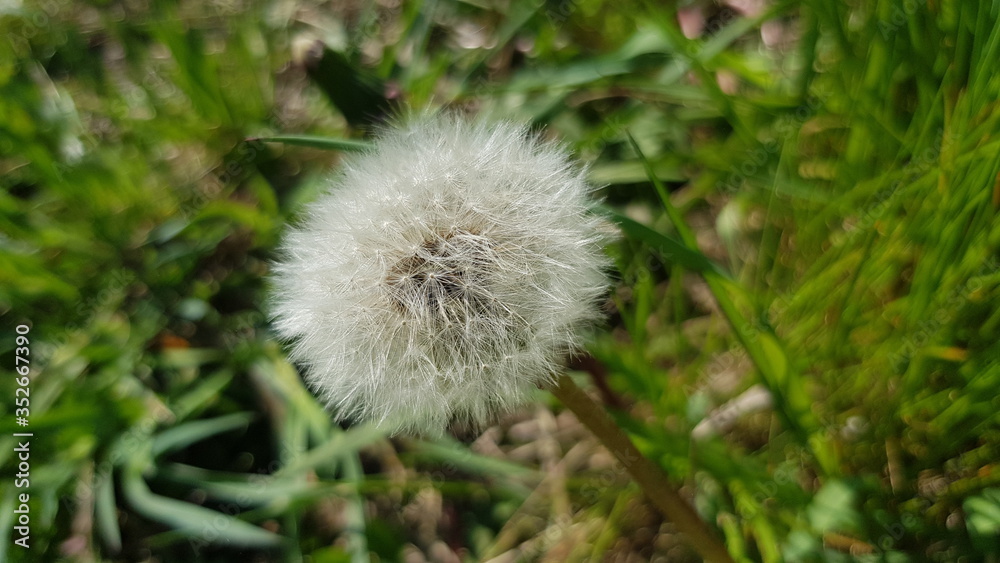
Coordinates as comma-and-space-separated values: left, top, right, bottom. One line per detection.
249, 135, 372, 152
605, 208, 730, 277
122, 465, 283, 547
150, 412, 254, 458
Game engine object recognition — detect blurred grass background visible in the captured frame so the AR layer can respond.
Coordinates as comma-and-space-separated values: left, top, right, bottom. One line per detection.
1, 0, 999, 561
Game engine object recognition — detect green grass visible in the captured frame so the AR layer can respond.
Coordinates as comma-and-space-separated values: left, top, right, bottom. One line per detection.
1, 0, 999, 561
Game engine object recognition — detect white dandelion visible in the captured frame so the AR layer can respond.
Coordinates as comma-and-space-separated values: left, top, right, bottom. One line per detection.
270, 114, 611, 435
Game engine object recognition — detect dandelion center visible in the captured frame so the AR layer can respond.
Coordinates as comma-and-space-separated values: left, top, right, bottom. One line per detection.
385, 228, 498, 325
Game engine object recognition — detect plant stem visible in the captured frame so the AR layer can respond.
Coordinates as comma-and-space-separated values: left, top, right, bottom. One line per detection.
550, 373, 735, 563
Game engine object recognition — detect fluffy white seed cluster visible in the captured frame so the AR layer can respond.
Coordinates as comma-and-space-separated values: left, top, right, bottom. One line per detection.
270, 114, 610, 435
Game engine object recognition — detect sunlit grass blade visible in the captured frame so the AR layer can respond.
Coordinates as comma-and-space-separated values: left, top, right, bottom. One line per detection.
249, 135, 372, 152
604, 207, 730, 277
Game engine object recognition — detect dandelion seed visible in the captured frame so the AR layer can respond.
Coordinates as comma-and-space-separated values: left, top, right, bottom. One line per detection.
270, 114, 611, 435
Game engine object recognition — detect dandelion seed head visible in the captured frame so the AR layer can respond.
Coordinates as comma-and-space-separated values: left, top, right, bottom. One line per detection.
270, 114, 611, 435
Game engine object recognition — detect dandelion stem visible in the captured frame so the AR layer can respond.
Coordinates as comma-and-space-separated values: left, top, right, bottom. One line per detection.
551, 373, 735, 563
